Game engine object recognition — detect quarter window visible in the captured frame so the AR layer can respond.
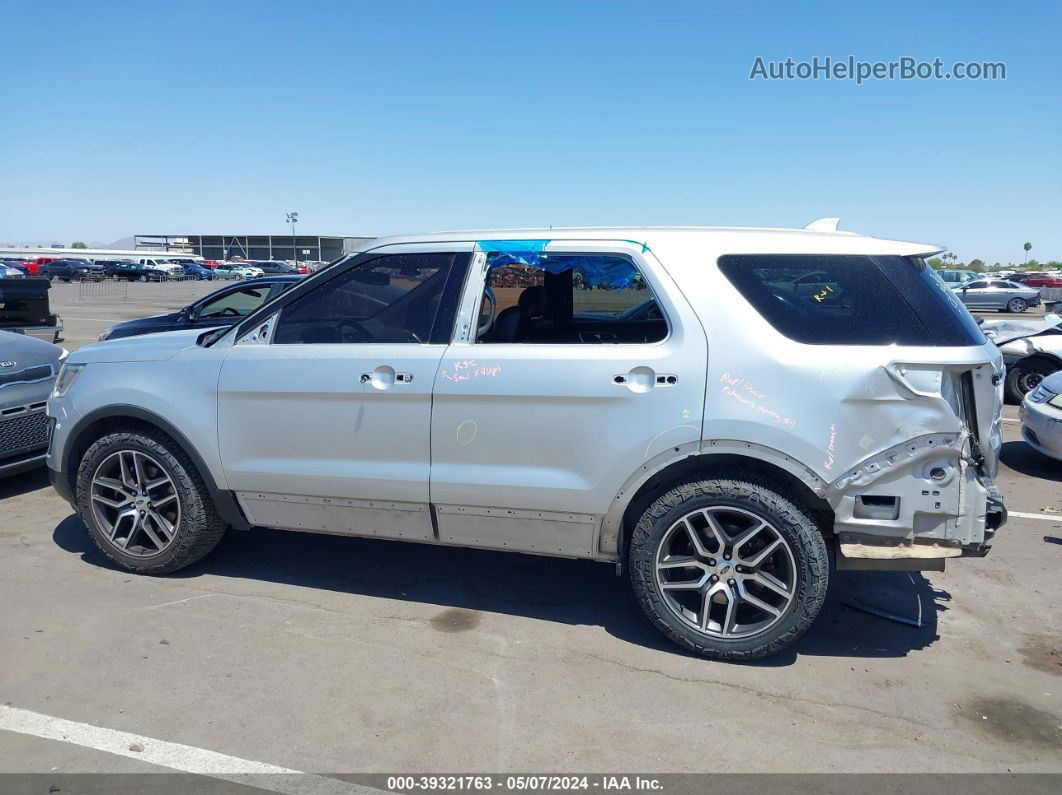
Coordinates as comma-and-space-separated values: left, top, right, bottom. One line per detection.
718, 254, 984, 346
273, 252, 468, 345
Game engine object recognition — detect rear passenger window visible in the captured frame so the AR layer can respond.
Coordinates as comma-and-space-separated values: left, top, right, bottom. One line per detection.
478, 253, 666, 344
718, 254, 984, 346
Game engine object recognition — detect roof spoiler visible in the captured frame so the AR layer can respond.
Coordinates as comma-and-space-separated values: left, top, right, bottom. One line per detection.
803, 217, 841, 232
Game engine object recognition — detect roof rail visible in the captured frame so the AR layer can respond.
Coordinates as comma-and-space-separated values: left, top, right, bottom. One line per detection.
803, 217, 841, 232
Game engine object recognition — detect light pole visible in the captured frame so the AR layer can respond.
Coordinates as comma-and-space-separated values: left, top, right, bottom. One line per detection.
286, 211, 299, 264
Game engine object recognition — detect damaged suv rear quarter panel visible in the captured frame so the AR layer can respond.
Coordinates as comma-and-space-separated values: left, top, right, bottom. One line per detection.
643, 231, 1003, 559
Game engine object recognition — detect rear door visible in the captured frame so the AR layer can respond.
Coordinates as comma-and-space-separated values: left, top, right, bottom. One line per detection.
429, 241, 707, 558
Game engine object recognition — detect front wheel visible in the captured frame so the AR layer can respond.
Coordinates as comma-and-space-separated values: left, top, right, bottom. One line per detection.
628, 477, 829, 661
1005, 357, 1058, 403
1007, 297, 1028, 313
75, 429, 227, 574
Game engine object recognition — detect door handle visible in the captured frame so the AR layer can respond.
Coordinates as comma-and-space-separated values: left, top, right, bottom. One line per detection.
611, 367, 677, 393
360, 367, 413, 388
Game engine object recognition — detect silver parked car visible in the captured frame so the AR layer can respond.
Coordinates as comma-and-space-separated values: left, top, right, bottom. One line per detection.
47, 224, 1007, 660
1019, 370, 1062, 460
952, 278, 1041, 313
0, 331, 66, 476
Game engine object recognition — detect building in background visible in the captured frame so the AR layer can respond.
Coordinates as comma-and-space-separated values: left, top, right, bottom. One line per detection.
133, 234, 373, 263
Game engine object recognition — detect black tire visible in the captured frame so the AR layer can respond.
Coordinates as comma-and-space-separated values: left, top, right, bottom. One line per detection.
75, 429, 226, 574
1005, 357, 1059, 403
1007, 297, 1028, 313
628, 476, 829, 661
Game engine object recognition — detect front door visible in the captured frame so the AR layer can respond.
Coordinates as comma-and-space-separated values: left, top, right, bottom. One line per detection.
217, 246, 471, 540
429, 242, 707, 558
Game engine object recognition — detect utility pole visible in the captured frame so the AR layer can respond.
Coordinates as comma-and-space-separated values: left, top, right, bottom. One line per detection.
286, 211, 299, 264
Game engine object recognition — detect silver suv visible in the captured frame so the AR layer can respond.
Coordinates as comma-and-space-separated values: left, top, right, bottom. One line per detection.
47, 226, 1007, 660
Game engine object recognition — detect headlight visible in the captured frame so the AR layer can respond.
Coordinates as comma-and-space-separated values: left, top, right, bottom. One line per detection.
58, 347, 69, 362
1049, 394, 1062, 410
52, 363, 85, 398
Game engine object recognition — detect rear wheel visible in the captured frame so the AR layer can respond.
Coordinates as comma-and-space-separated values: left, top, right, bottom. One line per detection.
75, 429, 226, 574
1005, 357, 1059, 403
628, 477, 828, 661
1007, 297, 1028, 313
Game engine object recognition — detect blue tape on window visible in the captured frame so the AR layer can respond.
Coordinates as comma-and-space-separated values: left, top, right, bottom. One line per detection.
477, 240, 549, 261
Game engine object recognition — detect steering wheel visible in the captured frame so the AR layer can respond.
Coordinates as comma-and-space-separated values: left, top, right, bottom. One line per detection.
477, 287, 497, 337
337, 319, 373, 343
220, 307, 242, 317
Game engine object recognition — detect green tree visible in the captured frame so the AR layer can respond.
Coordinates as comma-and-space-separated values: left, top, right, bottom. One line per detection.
968, 259, 985, 272
927, 257, 944, 269
1024, 242, 1032, 264
71, 241, 87, 249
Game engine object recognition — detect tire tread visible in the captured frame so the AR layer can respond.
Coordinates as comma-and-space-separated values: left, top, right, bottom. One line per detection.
628, 475, 829, 661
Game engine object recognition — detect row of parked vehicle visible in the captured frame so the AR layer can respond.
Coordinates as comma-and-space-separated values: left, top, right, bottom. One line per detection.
0, 255, 313, 283
938, 268, 1062, 287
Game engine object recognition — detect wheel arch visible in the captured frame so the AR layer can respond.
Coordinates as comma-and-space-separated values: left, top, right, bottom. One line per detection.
61, 405, 250, 531
600, 442, 833, 564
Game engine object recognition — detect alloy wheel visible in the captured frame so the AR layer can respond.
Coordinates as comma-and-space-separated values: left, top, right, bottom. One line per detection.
90, 450, 181, 558
654, 506, 797, 639
1008, 298, 1027, 313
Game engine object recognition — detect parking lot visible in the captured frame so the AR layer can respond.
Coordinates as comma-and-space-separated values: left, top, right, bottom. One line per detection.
2, 283, 1060, 777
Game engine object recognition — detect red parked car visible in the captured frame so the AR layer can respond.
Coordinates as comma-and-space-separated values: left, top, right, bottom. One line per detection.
1017, 272, 1062, 287
23, 256, 62, 276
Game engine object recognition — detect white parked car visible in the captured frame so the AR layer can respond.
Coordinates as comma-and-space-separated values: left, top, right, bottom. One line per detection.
214, 263, 264, 280
137, 257, 182, 277
47, 223, 1007, 660
1020, 371, 1062, 460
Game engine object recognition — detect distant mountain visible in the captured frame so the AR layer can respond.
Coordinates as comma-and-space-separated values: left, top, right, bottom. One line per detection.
102, 236, 136, 249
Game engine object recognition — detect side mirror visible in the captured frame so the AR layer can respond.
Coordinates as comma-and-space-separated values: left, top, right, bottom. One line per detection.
181, 306, 196, 321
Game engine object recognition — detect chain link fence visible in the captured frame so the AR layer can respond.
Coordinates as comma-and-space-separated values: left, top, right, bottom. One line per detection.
76, 275, 218, 302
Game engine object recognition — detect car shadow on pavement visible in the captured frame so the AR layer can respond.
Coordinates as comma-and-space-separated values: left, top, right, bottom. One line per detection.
1000, 440, 1062, 482
53, 516, 944, 665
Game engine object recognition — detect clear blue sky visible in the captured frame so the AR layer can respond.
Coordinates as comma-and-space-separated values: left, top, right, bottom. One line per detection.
1, 0, 1058, 264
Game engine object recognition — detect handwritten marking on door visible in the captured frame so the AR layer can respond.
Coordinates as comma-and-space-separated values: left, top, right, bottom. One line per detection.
441, 360, 503, 383
457, 420, 478, 445
719, 373, 797, 428
824, 424, 837, 470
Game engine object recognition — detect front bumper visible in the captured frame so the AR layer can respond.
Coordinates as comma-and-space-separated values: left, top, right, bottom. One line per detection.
1019, 401, 1062, 460
0, 450, 47, 477
0, 404, 51, 477
48, 463, 75, 505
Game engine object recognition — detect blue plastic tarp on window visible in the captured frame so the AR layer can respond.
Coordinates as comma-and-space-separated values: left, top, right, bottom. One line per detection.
480, 242, 641, 290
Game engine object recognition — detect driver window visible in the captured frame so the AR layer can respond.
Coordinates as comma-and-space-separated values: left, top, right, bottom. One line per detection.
273, 252, 468, 345
198, 286, 272, 319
